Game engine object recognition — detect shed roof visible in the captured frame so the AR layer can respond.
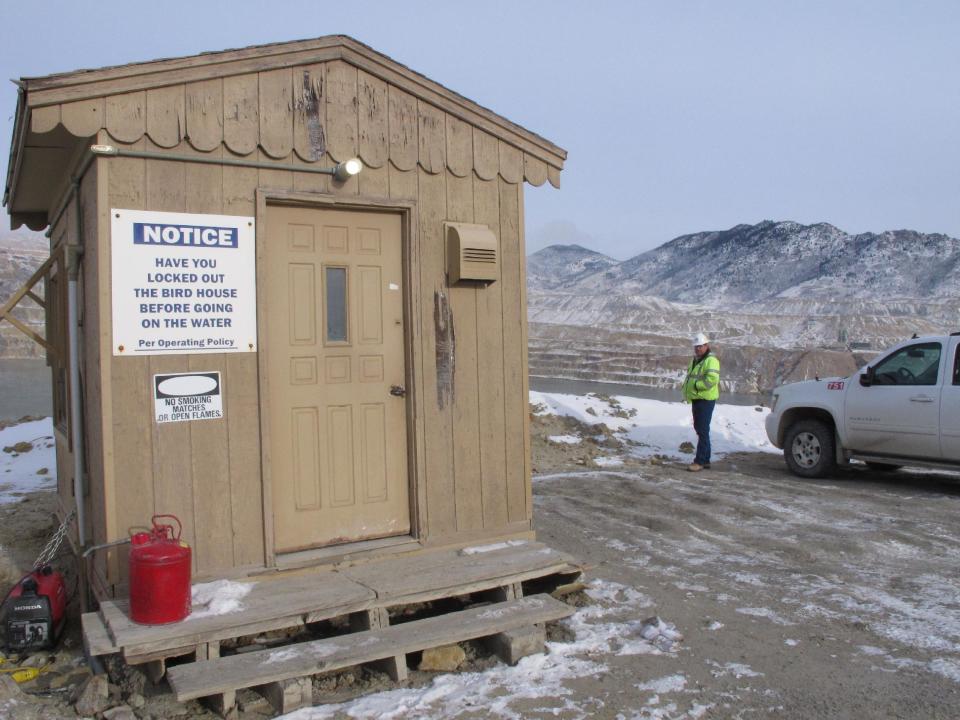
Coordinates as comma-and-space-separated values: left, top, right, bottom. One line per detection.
5, 35, 566, 230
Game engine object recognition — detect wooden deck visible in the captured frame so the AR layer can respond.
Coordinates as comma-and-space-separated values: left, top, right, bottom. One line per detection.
82, 540, 582, 717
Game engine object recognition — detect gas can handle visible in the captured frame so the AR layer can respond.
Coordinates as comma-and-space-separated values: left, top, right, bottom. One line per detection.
151, 514, 182, 540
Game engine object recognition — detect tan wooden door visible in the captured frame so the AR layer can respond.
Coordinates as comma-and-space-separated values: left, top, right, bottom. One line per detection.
265, 206, 409, 553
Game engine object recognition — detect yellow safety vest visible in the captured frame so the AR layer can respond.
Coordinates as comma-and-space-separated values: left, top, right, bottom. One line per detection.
683, 353, 720, 402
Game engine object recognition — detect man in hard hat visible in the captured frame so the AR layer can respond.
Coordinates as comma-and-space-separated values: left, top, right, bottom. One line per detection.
682, 333, 720, 472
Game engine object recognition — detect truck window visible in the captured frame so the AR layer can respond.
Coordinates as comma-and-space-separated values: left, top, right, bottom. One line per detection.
954, 344, 960, 385
872, 342, 941, 386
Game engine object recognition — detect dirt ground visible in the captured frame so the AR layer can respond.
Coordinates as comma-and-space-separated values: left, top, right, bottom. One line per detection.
2, 412, 959, 718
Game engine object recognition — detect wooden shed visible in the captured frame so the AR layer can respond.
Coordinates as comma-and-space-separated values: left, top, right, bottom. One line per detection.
3, 36, 567, 601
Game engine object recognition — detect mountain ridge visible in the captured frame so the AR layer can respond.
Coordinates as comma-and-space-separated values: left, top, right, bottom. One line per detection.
528, 220, 960, 304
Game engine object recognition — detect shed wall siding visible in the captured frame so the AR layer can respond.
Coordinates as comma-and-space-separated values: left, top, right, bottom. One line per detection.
93, 62, 533, 585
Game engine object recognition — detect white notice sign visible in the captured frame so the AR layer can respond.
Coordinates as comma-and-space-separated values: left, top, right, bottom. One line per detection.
111, 209, 256, 356
154, 372, 223, 424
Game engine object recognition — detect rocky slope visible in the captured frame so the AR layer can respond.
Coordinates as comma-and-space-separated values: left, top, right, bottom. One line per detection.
0, 231, 48, 359
527, 221, 960, 394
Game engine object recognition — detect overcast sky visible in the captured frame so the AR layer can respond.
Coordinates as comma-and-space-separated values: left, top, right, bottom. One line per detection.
3, 1, 958, 259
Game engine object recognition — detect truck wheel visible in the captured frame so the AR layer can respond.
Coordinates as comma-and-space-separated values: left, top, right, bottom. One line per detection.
784, 419, 836, 478
865, 462, 902, 473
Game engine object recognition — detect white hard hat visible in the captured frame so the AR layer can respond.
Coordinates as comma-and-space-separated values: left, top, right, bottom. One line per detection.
692, 333, 710, 346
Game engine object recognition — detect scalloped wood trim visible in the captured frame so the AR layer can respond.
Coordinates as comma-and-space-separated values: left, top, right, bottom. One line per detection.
146, 86, 185, 148
418, 101, 445, 175
223, 74, 258, 156
473, 128, 498, 181
62, 98, 104, 137
105, 91, 146, 143
498, 141, 522, 184
25, 74, 563, 188
523, 153, 547, 187
31, 105, 60, 134
325, 60, 358, 163
185, 79, 224, 152
293, 64, 326, 162
547, 165, 561, 189
445, 115, 471, 178
259, 67, 294, 159
388, 86, 417, 171
358, 70, 388, 169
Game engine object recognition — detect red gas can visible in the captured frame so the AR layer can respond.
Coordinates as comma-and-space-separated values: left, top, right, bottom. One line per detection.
129, 514, 192, 625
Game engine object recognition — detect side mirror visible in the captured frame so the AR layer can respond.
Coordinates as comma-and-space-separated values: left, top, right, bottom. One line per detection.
860, 366, 875, 387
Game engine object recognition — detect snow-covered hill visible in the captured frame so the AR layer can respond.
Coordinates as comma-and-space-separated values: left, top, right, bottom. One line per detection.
526, 244, 618, 292
527, 221, 960, 393
531, 221, 960, 304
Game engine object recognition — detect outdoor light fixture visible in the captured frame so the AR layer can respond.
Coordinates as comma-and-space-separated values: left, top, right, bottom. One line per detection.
334, 158, 363, 182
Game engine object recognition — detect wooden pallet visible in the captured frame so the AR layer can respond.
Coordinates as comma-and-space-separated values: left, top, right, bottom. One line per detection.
82, 540, 582, 715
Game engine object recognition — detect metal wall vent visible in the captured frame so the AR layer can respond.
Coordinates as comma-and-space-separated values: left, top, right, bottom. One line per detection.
445, 222, 499, 284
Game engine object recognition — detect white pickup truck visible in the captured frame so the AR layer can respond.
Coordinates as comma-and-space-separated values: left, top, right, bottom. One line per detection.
766, 334, 960, 477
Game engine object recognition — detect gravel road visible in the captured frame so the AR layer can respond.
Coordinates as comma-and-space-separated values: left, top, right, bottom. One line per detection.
533, 452, 960, 719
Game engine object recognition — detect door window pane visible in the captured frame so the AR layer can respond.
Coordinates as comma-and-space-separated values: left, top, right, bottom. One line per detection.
325, 267, 348, 343
873, 342, 941, 386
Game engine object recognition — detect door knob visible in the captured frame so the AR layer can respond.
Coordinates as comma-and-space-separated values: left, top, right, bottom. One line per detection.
390, 385, 407, 397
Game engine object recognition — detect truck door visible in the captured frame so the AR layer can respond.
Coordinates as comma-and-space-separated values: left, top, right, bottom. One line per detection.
844, 340, 943, 459
939, 337, 960, 461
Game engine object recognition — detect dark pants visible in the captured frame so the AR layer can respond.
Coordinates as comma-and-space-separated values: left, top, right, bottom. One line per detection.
692, 399, 716, 466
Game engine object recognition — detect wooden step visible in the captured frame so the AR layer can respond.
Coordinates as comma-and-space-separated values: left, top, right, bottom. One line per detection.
95, 571, 374, 660
167, 594, 573, 702
338, 541, 575, 603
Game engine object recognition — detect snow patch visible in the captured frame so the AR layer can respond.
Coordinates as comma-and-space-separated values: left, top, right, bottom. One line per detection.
459, 540, 527, 555
190, 579, 254, 619
0, 418, 56, 505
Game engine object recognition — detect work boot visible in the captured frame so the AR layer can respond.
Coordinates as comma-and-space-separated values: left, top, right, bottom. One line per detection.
687, 463, 703, 472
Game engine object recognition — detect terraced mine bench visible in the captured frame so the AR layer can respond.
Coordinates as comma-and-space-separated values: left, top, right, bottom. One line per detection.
82, 540, 582, 717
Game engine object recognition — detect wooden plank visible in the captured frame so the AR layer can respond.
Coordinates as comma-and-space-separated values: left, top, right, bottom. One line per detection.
517, 182, 532, 522
256, 677, 310, 714
258, 67, 293, 159
226, 351, 265, 568
182, 144, 233, 575
472, 177, 508, 529
167, 594, 573, 700
100, 571, 373, 657
108, 142, 153, 588
338, 541, 572, 602
292, 63, 326, 163
358, 162, 389, 199
146, 85, 185, 148
105, 91, 146, 143
144, 142, 195, 569
358, 69, 388, 169
498, 179, 527, 524
223, 73, 259, 156
418, 101, 445, 174
445, 172, 482, 533
388, 86, 418, 171
324, 60, 358, 162
185, 78, 224, 152
416, 168, 454, 540
222, 165, 265, 569
81, 611, 118, 656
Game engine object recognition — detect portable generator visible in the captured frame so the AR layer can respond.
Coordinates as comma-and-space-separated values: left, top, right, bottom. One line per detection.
2, 566, 67, 652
